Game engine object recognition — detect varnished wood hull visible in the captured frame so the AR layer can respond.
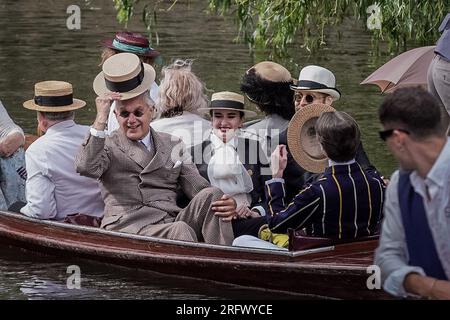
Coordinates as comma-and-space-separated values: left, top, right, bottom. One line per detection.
0, 210, 390, 299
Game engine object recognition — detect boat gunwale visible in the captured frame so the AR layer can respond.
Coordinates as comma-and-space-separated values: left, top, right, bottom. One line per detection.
0, 210, 337, 258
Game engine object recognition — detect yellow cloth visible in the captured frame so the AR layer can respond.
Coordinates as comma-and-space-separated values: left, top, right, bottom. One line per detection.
258, 225, 289, 248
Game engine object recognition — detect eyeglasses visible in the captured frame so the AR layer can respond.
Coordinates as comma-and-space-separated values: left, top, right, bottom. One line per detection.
378, 128, 410, 141
118, 109, 146, 118
294, 93, 319, 104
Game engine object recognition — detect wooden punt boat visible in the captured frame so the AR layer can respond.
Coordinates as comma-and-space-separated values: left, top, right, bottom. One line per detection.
0, 210, 390, 299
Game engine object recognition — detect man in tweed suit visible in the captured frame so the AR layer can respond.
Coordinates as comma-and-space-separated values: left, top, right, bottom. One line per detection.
76, 53, 236, 245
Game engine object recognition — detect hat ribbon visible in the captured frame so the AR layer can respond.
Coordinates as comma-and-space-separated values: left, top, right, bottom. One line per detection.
294, 80, 331, 90
210, 100, 244, 110
105, 62, 145, 93
112, 39, 153, 55
34, 94, 73, 107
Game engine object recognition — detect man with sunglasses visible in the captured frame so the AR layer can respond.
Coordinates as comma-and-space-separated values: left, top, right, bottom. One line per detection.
76, 53, 236, 245
279, 65, 376, 202
375, 87, 450, 299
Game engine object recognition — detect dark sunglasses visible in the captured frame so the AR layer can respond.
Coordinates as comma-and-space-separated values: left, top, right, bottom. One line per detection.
378, 128, 410, 141
118, 109, 146, 118
294, 93, 315, 104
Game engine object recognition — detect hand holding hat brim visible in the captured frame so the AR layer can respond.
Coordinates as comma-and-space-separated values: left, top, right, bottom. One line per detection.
287, 103, 336, 173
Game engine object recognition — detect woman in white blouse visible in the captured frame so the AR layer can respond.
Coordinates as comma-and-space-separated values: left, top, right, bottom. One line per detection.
151, 59, 211, 147
191, 91, 270, 220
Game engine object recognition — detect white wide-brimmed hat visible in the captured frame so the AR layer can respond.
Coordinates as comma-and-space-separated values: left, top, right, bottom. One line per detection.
290, 65, 341, 101
198, 91, 257, 117
23, 81, 86, 112
93, 52, 156, 100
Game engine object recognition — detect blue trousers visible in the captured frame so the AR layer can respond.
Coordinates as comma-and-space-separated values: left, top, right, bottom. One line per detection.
0, 148, 26, 210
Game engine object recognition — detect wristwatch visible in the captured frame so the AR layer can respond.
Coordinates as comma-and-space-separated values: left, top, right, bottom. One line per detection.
90, 126, 107, 138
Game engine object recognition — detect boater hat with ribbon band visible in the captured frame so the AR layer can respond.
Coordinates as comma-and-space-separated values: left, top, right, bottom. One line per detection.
287, 103, 336, 173
23, 81, 86, 112
93, 52, 156, 100
290, 65, 341, 101
249, 61, 292, 83
198, 91, 257, 117
101, 32, 160, 58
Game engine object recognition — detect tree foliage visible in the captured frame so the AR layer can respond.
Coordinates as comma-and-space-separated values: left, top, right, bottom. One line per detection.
113, 0, 449, 55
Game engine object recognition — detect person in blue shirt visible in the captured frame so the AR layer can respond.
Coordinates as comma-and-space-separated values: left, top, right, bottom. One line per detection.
375, 87, 450, 299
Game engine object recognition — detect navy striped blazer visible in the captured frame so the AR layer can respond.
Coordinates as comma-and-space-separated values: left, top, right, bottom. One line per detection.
266, 162, 385, 239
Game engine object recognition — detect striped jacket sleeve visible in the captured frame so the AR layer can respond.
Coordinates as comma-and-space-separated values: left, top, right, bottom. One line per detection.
265, 179, 321, 234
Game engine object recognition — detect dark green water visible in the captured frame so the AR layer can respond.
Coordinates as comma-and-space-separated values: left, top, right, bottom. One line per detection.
0, 0, 431, 299
0, 245, 304, 299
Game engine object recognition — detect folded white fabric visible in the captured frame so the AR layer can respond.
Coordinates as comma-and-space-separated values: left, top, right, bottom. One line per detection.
207, 133, 253, 206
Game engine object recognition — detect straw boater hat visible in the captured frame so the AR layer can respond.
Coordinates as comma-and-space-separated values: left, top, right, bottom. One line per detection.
23, 81, 86, 112
93, 52, 156, 100
249, 61, 292, 83
290, 65, 341, 101
198, 91, 257, 117
101, 31, 160, 58
287, 103, 336, 173
243, 61, 293, 103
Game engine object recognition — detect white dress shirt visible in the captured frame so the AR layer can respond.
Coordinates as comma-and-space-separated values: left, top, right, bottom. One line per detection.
375, 139, 450, 297
139, 130, 152, 151
21, 120, 104, 220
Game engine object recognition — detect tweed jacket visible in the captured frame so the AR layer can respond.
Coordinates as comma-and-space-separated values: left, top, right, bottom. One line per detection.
76, 128, 210, 233
190, 137, 271, 213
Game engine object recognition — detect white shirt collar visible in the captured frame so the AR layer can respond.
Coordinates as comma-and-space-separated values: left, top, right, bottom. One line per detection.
328, 158, 356, 167
426, 138, 450, 187
210, 131, 238, 149
46, 120, 75, 135
139, 129, 152, 150
410, 138, 450, 201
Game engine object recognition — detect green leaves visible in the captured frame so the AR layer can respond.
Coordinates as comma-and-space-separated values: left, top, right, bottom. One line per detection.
113, 0, 139, 27
112, 0, 449, 56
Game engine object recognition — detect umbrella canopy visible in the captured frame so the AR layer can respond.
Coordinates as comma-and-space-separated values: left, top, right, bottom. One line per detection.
361, 45, 436, 93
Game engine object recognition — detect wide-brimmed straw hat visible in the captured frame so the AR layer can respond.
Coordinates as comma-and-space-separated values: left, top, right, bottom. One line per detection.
290, 65, 341, 101
287, 103, 336, 173
101, 32, 160, 58
198, 91, 257, 117
93, 52, 156, 100
23, 81, 86, 112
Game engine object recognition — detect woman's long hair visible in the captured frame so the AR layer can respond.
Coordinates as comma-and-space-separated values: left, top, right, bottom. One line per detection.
156, 59, 208, 118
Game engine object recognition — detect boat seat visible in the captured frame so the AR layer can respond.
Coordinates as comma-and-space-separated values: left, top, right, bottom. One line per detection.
288, 228, 379, 251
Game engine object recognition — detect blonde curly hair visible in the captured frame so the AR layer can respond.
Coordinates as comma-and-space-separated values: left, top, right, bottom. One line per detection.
156, 59, 208, 118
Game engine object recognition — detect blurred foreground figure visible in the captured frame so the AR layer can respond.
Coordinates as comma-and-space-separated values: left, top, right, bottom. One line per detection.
375, 87, 450, 299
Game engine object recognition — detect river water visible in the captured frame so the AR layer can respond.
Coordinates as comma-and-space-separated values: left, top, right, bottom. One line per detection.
0, 0, 434, 299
